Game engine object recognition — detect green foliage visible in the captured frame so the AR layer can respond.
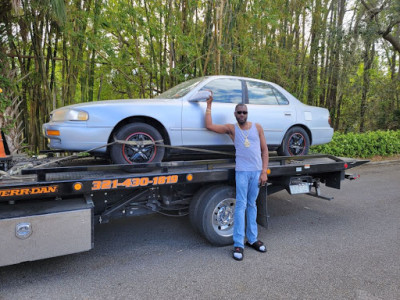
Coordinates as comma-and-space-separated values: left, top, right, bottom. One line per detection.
311, 130, 400, 158
2, 0, 400, 152
0, 77, 12, 112
0, 53, 15, 134
0, 52, 12, 113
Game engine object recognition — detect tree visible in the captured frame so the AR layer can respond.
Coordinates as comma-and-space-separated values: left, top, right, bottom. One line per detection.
1, 0, 399, 152
361, 0, 400, 53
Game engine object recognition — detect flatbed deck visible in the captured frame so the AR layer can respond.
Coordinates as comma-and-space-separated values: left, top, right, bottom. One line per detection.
0, 154, 367, 203
0, 154, 365, 186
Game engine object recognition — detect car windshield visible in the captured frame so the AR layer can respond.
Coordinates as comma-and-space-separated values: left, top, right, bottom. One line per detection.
155, 77, 205, 99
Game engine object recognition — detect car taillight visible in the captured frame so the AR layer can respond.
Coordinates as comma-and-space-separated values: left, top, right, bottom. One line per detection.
328, 116, 332, 127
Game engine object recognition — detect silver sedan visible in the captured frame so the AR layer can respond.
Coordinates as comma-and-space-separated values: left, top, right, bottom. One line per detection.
43, 75, 333, 164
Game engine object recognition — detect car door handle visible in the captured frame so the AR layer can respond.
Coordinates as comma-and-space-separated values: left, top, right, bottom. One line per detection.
284, 112, 292, 116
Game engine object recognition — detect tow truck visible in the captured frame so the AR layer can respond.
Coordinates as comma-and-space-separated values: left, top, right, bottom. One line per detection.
0, 133, 367, 267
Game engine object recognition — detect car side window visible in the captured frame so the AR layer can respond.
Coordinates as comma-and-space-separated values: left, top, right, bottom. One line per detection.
201, 79, 242, 104
246, 81, 289, 105
273, 88, 289, 105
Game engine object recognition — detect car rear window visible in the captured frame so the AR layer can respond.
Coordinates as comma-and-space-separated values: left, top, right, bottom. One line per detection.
246, 81, 289, 105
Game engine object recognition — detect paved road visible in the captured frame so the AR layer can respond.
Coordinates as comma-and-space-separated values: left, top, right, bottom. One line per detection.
0, 162, 399, 300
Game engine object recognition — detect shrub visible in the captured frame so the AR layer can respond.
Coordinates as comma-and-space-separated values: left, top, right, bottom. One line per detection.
310, 130, 400, 158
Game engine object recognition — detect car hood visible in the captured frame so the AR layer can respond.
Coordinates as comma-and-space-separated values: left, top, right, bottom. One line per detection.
52, 98, 175, 112
48, 98, 184, 128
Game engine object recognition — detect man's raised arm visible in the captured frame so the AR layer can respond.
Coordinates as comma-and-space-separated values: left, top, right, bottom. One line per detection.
205, 94, 232, 135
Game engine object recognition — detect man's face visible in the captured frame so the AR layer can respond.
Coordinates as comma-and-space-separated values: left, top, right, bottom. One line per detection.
234, 106, 248, 125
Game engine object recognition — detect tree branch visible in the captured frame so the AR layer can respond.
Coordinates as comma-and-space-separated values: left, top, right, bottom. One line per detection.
360, 0, 400, 53
381, 32, 400, 52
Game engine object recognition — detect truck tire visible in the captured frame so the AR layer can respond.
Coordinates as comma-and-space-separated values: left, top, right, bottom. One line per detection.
277, 126, 310, 156
189, 185, 223, 233
196, 185, 236, 246
110, 123, 165, 164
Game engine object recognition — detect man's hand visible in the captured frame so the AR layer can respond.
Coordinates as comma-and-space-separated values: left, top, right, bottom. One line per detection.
206, 90, 213, 106
259, 172, 268, 187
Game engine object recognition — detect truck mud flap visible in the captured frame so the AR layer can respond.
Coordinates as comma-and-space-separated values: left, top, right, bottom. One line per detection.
256, 185, 269, 229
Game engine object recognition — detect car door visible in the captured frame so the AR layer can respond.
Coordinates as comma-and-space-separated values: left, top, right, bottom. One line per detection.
244, 80, 296, 146
181, 78, 243, 146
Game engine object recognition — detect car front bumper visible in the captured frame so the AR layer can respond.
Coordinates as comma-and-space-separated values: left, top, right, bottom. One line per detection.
43, 122, 113, 153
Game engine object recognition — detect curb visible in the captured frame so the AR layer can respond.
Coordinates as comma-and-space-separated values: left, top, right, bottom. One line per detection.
366, 159, 400, 165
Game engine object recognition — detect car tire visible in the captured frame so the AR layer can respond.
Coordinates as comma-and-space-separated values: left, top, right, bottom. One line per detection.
278, 126, 310, 156
110, 123, 165, 164
195, 185, 236, 246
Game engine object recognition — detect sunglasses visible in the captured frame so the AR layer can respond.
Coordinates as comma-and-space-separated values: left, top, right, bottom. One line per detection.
236, 111, 248, 115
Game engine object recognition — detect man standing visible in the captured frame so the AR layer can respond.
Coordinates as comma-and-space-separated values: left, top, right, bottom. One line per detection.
205, 94, 269, 261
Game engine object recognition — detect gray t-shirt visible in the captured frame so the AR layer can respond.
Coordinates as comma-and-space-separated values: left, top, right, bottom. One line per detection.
234, 123, 262, 171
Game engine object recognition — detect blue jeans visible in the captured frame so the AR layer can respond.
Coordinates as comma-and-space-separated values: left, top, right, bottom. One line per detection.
234, 171, 261, 248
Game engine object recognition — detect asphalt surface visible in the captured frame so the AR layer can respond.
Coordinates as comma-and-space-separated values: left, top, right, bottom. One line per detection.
0, 161, 399, 300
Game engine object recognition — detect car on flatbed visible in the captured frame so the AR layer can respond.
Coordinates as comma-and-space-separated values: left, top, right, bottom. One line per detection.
43, 75, 333, 164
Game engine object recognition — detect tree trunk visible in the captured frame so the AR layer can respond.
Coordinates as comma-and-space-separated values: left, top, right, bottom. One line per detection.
360, 41, 375, 132
327, 0, 346, 129
307, 0, 322, 106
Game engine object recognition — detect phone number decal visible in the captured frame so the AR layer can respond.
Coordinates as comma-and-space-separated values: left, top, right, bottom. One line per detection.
91, 175, 179, 191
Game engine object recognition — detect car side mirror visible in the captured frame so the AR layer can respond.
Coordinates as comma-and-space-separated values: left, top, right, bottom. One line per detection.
188, 90, 212, 102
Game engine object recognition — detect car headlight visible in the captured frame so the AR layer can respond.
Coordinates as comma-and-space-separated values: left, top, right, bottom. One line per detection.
51, 108, 89, 121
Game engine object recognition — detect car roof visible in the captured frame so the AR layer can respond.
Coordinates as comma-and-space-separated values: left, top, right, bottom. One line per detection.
205, 75, 270, 82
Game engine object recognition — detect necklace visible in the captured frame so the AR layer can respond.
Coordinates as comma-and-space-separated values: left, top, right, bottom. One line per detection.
237, 122, 250, 147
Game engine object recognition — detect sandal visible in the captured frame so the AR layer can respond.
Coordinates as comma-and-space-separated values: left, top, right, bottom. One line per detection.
246, 240, 267, 253
232, 247, 244, 261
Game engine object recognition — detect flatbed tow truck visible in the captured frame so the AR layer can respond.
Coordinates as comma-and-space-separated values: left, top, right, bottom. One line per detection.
0, 135, 367, 267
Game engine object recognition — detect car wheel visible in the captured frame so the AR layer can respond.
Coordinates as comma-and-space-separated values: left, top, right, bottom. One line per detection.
278, 126, 310, 156
195, 185, 236, 246
110, 123, 165, 164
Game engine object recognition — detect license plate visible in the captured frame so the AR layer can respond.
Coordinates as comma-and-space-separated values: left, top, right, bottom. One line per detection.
289, 183, 310, 194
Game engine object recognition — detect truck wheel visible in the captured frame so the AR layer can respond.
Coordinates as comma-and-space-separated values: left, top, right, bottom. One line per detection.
110, 123, 165, 164
278, 126, 310, 156
196, 185, 236, 246
189, 185, 223, 233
